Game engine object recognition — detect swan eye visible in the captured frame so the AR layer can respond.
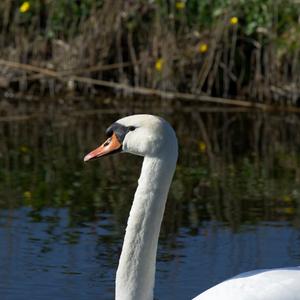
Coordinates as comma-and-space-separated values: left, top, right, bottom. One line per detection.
128, 126, 136, 131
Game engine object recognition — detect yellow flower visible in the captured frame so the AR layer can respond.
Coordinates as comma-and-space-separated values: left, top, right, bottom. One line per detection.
282, 195, 292, 203
198, 43, 208, 53
155, 58, 164, 72
198, 141, 206, 153
230, 17, 238, 25
283, 207, 295, 214
20, 145, 29, 153
23, 191, 32, 199
176, 1, 185, 10
19, 2, 30, 13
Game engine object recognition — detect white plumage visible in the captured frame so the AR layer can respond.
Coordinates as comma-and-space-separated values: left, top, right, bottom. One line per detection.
193, 267, 300, 299
84, 114, 300, 300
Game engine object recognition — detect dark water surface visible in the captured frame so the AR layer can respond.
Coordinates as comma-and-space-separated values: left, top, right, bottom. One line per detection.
1, 104, 300, 299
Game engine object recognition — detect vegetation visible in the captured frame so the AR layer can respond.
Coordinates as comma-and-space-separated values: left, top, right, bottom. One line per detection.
1, 109, 300, 232
1, 0, 300, 105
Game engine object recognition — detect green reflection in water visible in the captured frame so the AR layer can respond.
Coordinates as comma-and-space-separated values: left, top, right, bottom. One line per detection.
1, 106, 300, 299
1, 110, 300, 240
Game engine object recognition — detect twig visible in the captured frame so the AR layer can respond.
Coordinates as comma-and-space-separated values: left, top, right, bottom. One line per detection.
71, 75, 270, 109
0, 59, 136, 81
2, 59, 300, 113
0, 59, 60, 77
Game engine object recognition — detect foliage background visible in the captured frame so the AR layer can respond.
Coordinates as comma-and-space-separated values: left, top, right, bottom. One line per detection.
0, 0, 300, 105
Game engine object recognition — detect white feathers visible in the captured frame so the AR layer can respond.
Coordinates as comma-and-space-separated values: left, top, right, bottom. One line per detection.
117, 114, 177, 158
104, 114, 300, 300
114, 115, 178, 300
193, 267, 300, 300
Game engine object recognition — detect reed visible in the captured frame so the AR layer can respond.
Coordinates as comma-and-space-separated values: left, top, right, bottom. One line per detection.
0, 1, 300, 106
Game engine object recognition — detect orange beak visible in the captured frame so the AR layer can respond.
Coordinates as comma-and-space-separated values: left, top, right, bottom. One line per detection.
84, 133, 122, 162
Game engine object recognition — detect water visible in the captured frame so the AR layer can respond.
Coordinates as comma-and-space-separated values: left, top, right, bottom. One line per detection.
0, 103, 300, 299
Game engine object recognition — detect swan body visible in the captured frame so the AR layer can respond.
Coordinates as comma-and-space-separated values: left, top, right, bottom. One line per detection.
193, 267, 300, 300
84, 114, 300, 300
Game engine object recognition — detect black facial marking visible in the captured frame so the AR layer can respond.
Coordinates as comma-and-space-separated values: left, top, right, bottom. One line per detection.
105, 123, 135, 143
128, 126, 136, 132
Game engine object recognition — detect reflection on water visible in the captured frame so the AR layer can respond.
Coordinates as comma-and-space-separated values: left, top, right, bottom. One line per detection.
0, 103, 300, 299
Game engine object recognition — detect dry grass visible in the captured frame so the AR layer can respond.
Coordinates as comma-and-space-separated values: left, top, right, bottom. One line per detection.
0, 1, 300, 106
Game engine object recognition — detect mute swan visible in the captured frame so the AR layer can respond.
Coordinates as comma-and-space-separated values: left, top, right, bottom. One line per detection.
84, 114, 300, 300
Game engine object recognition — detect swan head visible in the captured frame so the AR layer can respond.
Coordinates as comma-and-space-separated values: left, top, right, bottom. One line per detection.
84, 114, 178, 161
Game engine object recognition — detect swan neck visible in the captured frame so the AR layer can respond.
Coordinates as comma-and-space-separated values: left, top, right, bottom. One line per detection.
115, 155, 176, 300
